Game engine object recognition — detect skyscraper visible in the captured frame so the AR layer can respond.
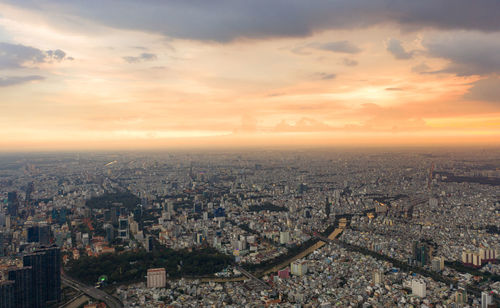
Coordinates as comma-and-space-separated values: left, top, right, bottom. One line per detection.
27, 225, 40, 243
38, 225, 51, 245
118, 218, 129, 239
23, 245, 61, 306
325, 197, 331, 218
0, 280, 15, 308
36, 246, 61, 303
7, 192, 18, 217
7, 267, 33, 308
412, 241, 429, 267
481, 291, 493, 308
27, 225, 51, 245
104, 223, 114, 243
22, 253, 47, 308
25, 182, 34, 205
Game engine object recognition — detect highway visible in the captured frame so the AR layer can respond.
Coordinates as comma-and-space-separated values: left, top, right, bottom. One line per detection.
61, 274, 123, 308
235, 266, 271, 291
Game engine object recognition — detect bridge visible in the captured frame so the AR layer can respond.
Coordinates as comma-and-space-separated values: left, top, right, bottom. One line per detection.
235, 266, 272, 291
61, 274, 123, 308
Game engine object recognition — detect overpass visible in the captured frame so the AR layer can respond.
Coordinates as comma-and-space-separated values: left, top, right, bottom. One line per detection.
62, 274, 123, 308
235, 266, 272, 291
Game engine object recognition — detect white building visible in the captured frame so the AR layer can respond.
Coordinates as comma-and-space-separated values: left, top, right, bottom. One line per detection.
411, 279, 426, 298
280, 231, 290, 245
147, 268, 166, 288
481, 291, 493, 308
291, 260, 308, 276
373, 270, 384, 285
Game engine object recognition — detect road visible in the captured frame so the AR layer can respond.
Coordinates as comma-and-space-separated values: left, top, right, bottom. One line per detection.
260, 227, 345, 276
235, 266, 271, 291
59, 294, 90, 308
61, 274, 123, 308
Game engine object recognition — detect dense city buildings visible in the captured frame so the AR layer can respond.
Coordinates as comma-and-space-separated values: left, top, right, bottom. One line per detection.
0, 149, 498, 306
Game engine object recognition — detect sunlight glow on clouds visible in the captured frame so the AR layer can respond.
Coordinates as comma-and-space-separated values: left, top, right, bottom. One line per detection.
0, 1, 499, 150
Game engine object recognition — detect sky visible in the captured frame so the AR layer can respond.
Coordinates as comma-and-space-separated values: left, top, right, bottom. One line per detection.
0, 0, 499, 150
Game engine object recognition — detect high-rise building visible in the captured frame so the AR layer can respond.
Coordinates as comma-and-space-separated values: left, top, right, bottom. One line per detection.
23, 245, 61, 306
412, 241, 430, 267
147, 268, 166, 288
432, 256, 445, 272
0, 231, 5, 257
118, 218, 129, 239
36, 246, 61, 303
481, 291, 493, 308
27, 225, 50, 245
325, 197, 331, 218
373, 270, 384, 285
104, 223, 114, 243
111, 207, 119, 225
103, 209, 111, 222
454, 287, 468, 306
0, 280, 15, 308
147, 235, 154, 252
291, 260, 308, 276
25, 182, 34, 204
7, 192, 18, 217
479, 248, 497, 264
7, 266, 34, 308
280, 231, 290, 245
22, 253, 47, 308
27, 225, 39, 243
411, 279, 426, 298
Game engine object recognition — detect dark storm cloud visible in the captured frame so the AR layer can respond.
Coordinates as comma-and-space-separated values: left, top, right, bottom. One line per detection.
0, 42, 69, 69
123, 52, 158, 63
8, 0, 500, 42
423, 32, 500, 76
386, 39, 413, 59
0, 75, 45, 87
464, 77, 500, 103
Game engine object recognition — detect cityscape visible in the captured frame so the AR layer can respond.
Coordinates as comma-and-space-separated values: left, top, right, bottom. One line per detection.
1, 0, 500, 307
0, 149, 498, 307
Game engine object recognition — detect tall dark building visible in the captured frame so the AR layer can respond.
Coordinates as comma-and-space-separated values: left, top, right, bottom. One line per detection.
27, 225, 51, 245
0, 280, 15, 308
104, 223, 114, 243
38, 226, 50, 245
25, 182, 34, 204
104, 209, 111, 222
36, 246, 61, 303
325, 197, 331, 218
27, 226, 39, 243
0, 231, 5, 257
23, 253, 47, 308
7, 267, 33, 308
412, 241, 429, 267
7, 192, 18, 217
24, 245, 61, 306
147, 235, 154, 252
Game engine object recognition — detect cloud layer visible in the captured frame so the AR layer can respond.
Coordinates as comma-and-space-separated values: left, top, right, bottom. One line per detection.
423, 32, 500, 76
0, 42, 69, 69
0, 75, 44, 87
8, 0, 500, 42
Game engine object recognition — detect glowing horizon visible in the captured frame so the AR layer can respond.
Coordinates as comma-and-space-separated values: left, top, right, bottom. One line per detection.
0, 1, 499, 151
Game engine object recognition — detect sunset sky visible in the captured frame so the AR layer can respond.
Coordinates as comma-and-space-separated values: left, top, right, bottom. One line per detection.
0, 1, 499, 150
